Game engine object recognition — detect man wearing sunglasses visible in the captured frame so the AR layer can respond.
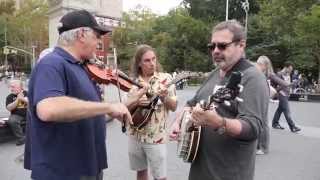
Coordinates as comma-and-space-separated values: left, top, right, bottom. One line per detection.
170, 20, 269, 180
24, 10, 146, 180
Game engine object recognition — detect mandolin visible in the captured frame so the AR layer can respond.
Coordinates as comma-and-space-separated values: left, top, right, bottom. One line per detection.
130, 73, 194, 130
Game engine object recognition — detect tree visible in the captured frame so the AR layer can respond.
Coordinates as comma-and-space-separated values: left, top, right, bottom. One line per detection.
0, 0, 49, 72
252, 0, 318, 71
182, 0, 260, 23
112, 8, 211, 73
152, 8, 211, 72
112, 8, 158, 72
0, 0, 15, 15
0, 0, 16, 49
293, 5, 320, 80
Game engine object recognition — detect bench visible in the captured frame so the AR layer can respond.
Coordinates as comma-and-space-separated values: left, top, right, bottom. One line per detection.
289, 93, 320, 102
0, 117, 26, 143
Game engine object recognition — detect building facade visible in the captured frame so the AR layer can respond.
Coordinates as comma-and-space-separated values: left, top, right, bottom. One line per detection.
48, 0, 123, 59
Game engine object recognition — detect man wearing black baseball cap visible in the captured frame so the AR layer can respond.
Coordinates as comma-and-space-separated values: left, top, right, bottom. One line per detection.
57, 9, 111, 35
24, 9, 147, 180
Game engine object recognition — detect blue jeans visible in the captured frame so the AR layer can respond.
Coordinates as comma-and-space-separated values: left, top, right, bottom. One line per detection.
272, 94, 296, 129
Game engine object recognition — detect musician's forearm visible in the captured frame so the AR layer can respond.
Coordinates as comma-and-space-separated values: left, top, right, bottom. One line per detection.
125, 98, 139, 111
125, 96, 139, 111
36, 96, 111, 122
6, 100, 19, 111
223, 118, 242, 137
163, 97, 177, 111
21, 97, 28, 104
213, 117, 256, 140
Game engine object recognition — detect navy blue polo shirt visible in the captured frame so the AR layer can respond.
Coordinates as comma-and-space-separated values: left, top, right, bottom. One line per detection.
25, 47, 108, 180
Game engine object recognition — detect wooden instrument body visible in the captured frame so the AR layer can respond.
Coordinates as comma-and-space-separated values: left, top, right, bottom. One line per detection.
130, 96, 159, 130
177, 111, 201, 163
177, 71, 243, 163
130, 73, 194, 130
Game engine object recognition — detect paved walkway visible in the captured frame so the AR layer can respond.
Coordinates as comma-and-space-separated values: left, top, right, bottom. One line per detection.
0, 83, 320, 180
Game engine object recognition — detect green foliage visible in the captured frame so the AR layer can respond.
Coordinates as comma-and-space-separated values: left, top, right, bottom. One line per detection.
112, 8, 211, 73
8, 0, 49, 48
0, 0, 319, 79
293, 5, 320, 79
182, 0, 260, 23
251, 0, 319, 78
0, 0, 49, 71
0, 0, 16, 15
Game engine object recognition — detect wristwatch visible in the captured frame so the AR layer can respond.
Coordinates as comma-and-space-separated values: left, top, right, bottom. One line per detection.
216, 117, 226, 135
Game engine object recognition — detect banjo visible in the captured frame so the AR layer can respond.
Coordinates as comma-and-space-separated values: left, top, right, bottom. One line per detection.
177, 71, 243, 163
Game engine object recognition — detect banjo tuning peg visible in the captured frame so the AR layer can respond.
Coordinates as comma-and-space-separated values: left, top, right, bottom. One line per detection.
236, 97, 243, 102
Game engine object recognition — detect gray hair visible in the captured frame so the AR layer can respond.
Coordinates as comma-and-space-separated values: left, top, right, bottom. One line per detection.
9, 79, 23, 87
212, 20, 246, 41
57, 27, 92, 46
257, 55, 274, 77
38, 47, 54, 63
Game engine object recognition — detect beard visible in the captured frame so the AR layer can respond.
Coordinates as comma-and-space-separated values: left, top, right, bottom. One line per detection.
213, 55, 226, 68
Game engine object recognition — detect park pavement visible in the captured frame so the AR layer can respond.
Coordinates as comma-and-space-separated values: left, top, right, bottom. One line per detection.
0, 82, 320, 180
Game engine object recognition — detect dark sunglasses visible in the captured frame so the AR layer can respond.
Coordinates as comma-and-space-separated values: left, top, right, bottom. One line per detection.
82, 28, 102, 39
92, 31, 102, 39
207, 40, 238, 51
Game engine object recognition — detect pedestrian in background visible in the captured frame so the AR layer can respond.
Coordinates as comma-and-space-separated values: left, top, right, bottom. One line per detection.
272, 62, 301, 133
6, 79, 27, 146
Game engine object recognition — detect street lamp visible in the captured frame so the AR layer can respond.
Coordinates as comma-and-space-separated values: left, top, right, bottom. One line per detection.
241, 0, 250, 35
3, 45, 35, 71
4, 17, 8, 73
226, 0, 229, 21
31, 45, 37, 69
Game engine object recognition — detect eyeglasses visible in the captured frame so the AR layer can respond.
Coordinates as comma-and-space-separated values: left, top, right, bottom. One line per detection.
82, 28, 101, 39
92, 31, 102, 39
207, 40, 238, 51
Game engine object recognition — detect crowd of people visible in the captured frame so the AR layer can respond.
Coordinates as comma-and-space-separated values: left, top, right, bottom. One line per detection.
0, 9, 311, 180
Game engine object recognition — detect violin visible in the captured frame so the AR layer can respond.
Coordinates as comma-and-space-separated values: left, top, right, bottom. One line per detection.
85, 61, 142, 92
84, 50, 143, 92
85, 49, 149, 133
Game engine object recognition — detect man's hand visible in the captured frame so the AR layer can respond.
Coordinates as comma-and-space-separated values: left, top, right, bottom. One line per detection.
17, 92, 25, 101
107, 103, 132, 125
126, 85, 149, 106
191, 103, 221, 129
158, 83, 169, 101
126, 83, 149, 109
169, 107, 190, 141
169, 120, 180, 141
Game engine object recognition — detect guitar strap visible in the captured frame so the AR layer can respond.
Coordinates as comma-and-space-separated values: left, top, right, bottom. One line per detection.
222, 58, 253, 84
186, 58, 252, 107
216, 58, 253, 117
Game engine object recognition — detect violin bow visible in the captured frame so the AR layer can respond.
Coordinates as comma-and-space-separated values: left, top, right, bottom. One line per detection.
112, 48, 127, 133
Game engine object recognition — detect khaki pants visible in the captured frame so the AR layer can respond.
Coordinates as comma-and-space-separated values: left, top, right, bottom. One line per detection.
128, 136, 167, 179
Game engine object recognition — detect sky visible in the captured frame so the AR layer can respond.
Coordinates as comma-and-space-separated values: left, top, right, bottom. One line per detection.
123, 0, 183, 15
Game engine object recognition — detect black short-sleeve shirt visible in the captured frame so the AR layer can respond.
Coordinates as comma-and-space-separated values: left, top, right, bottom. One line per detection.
6, 90, 28, 117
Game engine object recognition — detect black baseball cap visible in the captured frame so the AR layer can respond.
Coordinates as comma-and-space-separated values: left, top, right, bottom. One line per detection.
57, 10, 111, 35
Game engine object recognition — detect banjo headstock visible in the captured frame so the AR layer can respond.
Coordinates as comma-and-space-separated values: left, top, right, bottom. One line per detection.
201, 71, 243, 110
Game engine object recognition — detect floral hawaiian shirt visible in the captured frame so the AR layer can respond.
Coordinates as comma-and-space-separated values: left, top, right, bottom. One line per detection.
128, 72, 177, 144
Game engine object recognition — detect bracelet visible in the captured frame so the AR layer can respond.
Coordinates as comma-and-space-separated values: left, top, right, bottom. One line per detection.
216, 117, 226, 135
